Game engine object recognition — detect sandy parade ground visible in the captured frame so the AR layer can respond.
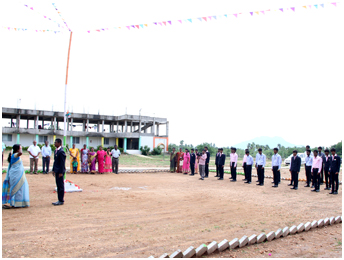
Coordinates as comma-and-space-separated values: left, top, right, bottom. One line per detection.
2, 170, 342, 258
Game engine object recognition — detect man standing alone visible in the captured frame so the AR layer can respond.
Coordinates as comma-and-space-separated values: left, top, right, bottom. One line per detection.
111, 145, 121, 174
271, 148, 282, 188
255, 148, 266, 186
52, 138, 66, 206
42, 140, 52, 174
28, 140, 41, 174
217, 148, 226, 180
229, 147, 238, 182
204, 147, 210, 178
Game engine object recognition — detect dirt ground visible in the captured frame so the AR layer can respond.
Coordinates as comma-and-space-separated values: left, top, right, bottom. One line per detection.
2, 172, 342, 258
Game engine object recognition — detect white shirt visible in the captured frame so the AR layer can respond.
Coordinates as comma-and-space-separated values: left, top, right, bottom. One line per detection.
28, 145, 41, 159
111, 149, 121, 158
42, 145, 52, 157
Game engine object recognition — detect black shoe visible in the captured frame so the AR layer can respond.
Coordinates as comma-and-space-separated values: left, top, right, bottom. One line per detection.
242, 179, 247, 181
290, 187, 296, 189
183, 173, 188, 175
288, 184, 293, 186
199, 178, 204, 180
256, 180, 259, 182
271, 181, 274, 183
247, 182, 251, 184
230, 180, 236, 182
218, 178, 223, 180
52, 201, 64, 206
189, 174, 194, 176
311, 189, 317, 192
214, 175, 219, 177
259, 184, 264, 186
229, 177, 233, 179
316, 190, 320, 192
311, 185, 314, 188
324, 187, 330, 190
52, 201, 59, 205
256, 183, 261, 185
304, 185, 310, 187
334, 191, 338, 194
272, 185, 278, 188
205, 176, 208, 178
329, 192, 334, 194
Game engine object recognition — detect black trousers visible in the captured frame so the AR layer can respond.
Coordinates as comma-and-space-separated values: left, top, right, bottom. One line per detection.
305, 166, 312, 186
55, 174, 65, 202
231, 163, 237, 180
205, 163, 209, 177
292, 171, 299, 188
257, 165, 264, 184
312, 168, 320, 191
330, 171, 339, 192
42, 157, 50, 173
320, 167, 324, 183
215, 164, 219, 176
273, 166, 280, 186
243, 163, 247, 179
246, 165, 252, 182
219, 165, 224, 179
324, 169, 331, 188
190, 163, 195, 174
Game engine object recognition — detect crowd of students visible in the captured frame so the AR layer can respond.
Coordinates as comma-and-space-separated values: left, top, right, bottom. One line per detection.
170, 146, 341, 194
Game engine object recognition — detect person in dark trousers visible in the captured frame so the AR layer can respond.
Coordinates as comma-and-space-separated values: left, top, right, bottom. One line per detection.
271, 148, 282, 188
329, 148, 341, 195
323, 149, 332, 190
255, 148, 266, 186
217, 148, 226, 180
242, 149, 248, 181
229, 147, 238, 182
245, 150, 253, 184
52, 138, 66, 206
190, 149, 196, 176
204, 146, 210, 178
289, 150, 301, 190
214, 149, 220, 177
311, 150, 322, 192
304, 150, 313, 187
318, 146, 325, 184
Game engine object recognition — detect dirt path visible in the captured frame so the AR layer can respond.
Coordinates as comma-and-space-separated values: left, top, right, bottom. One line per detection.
2, 172, 342, 258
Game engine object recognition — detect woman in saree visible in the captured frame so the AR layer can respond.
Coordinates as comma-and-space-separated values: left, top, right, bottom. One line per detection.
170, 147, 177, 172
69, 144, 80, 173
176, 148, 184, 173
2, 144, 30, 209
104, 148, 112, 173
96, 146, 106, 174
182, 149, 191, 175
194, 149, 199, 174
80, 144, 89, 173
88, 147, 97, 174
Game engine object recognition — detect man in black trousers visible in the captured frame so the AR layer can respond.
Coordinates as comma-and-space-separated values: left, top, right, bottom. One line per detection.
323, 149, 332, 190
289, 150, 301, 190
52, 138, 66, 206
318, 146, 325, 184
189, 149, 196, 176
242, 149, 248, 181
329, 148, 341, 195
217, 148, 226, 180
214, 149, 220, 177
204, 146, 210, 178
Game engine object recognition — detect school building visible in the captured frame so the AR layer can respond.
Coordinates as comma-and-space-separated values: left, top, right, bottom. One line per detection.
2, 107, 169, 154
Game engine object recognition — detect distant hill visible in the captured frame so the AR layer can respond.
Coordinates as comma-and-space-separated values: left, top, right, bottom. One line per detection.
233, 136, 299, 149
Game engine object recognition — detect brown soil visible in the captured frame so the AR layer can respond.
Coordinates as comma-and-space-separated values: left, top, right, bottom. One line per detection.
2, 172, 342, 258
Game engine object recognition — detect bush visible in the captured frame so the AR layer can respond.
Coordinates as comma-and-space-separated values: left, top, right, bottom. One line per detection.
140, 145, 150, 155
37, 144, 44, 149
89, 146, 94, 151
119, 148, 124, 153
96, 145, 103, 151
50, 144, 56, 152
151, 146, 162, 155
5, 146, 12, 151
22, 146, 29, 151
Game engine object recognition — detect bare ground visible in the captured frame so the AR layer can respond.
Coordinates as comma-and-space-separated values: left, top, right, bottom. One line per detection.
2, 172, 342, 258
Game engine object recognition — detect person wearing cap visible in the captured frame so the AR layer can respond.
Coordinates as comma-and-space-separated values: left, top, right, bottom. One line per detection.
317, 146, 325, 185
289, 150, 301, 190
329, 148, 341, 195
217, 148, 226, 180
271, 148, 282, 188
323, 149, 332, 190
214, 148, 220, 177
304, 150, 313, 187
229, 147, 238, 182
245, 150, 253, 184
255, 148, 266, 186
242, 149, 248, 181
311, 150, 322, 192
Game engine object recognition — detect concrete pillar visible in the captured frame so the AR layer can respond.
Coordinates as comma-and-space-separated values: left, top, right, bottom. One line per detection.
111, 122, 114, 133
152, 118, 155, 135
35, 134, 39, 143
42, 119, 44, 129
139, 119, 142, 133
17, 134, 20, 144
86, 136, 89, 148
70, 136, 73, 147
157, 124, 159, 136
54, 117, 56, 130
97, 121, 100, 132
16, 115, 20, 129
53, 135, 56, 143
67, 118, 69, 131
101, 137, 104, 147
70, 118, 73, 132
27, 119, 29, 129
121, 125, 123, 132
51, 118, 53, 130
34, 116, 38, 129
130, 121, 133, 133
10, 118, 13, 128
102, 120, 104, 133
83, 120, 86, 132
125, 120, 127, 132
57, 121, 59, 130
139, 136, 141, 150
166, 121, 169, 136
86, 119, 89, 132
116, 138, 118, 146
124, 138, 127, 152
117, 121, 119, 133
144, 122, 147, 133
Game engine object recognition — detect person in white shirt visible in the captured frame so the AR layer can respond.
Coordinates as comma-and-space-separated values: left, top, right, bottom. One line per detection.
111, 145, 121, 174
28, 140, 41, 174
42, 141, 52, 174
255, 148, 266, 186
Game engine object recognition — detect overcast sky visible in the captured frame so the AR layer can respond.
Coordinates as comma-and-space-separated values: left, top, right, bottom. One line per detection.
1, 0, 343, 147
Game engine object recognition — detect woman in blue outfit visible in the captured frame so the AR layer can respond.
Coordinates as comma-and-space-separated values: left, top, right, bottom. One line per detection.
2, 144, 30, 209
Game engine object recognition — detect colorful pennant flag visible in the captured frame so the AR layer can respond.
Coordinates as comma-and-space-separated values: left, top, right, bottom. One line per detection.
23, 4, 65, 29
52, 3, 71, 31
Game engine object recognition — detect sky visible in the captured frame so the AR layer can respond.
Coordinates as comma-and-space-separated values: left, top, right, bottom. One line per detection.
1, 0, 343, 148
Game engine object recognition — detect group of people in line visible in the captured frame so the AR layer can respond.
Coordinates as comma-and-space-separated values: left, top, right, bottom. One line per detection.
169, 146, 341, 194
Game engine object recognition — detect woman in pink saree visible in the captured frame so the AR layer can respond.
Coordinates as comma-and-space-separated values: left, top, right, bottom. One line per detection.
96, 146, 106, 174
182, 149, 190, 175
104, 148, 112, 173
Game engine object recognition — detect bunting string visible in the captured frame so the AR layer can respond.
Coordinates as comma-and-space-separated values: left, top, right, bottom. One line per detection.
2, 26, 63, 33
52, 3, 72, 32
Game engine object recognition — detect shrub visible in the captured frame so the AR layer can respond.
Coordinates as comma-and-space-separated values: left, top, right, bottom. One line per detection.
140, 145, 150, 155
37, 144, 44, 149
50, 144, 56, 152
96, 145, 103, 151
151, 146, 162, 155
118, 148, 124, 153
5, 146, 12, 151
22, 146, 29, 151
89, 146, 94, 151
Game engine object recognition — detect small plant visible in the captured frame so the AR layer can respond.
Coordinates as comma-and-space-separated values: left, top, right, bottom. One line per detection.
140, 145, 150, 156
2, 170, 7, 174
151, 146, 162, 155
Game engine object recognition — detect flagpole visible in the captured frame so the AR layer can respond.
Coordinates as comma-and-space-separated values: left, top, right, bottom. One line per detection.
64, 31, 73, 152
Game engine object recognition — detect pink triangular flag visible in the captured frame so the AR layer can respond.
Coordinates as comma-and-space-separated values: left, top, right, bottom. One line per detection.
178, 20, 182, 23
331, 2, 337, 7
233, 14, 238, 18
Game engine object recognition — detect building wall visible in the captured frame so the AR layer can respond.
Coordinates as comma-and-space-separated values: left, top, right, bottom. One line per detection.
126, 150, 141, 155
140, 136, 154, 151
154, 137, 168, 152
